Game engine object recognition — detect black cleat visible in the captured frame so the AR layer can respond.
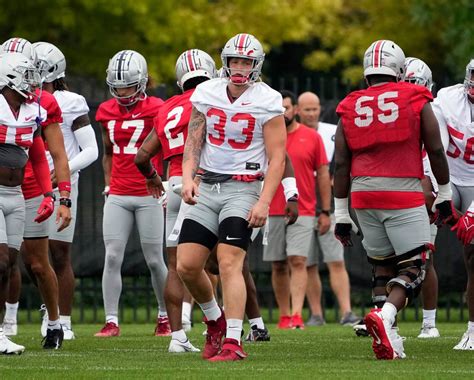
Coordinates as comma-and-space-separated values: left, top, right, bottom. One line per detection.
245, 325, 271, 342
42, 327, 64, 349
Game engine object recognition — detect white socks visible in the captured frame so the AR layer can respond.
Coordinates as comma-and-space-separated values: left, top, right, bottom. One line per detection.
249, 317, 265, 330
182, 302, 192, 321
422, 309, 436, 327
381, 303, 397, 327
171, 329, 187, 343
47, 318, 61, 330
60, 315, 71, 329
158, 309, 168, 318
106, 315, 119, 326
468, 321, 474, 333
4, 302, 19, 321
226, 319, 243, 343
199, 299, 221, 322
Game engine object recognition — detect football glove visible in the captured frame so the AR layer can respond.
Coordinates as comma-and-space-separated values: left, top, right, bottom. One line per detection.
34, 195, 55, 223
452, 210, 474, 246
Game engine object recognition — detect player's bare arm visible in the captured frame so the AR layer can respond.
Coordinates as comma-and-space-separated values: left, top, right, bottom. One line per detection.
43, 122, 72, 231
283, 154, 298, 225
316, 163, 331, 235
181, 106, 206, 204
248, 114, 286, 228
333, 120, 352, 199
101, 124, 113, 189
421, 103, 450, 185
135, 129, 164, 198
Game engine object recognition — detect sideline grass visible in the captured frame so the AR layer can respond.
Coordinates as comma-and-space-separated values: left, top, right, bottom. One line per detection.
1, 322, 473, 379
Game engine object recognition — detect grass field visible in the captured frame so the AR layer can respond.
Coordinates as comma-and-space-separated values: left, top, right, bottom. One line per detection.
1, 322, 473, 379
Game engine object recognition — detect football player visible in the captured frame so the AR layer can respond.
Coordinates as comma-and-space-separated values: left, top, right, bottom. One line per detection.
95, 50, 169, 337
434, 58, 474, 350
334, 40, 455, 359
176, 33, 287, 361
135, 48, 217, 352
2, 37, 72, 350
0, 52, 57, 353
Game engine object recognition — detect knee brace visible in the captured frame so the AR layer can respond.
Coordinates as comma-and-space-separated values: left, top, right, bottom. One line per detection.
386, 246, 427, 306
371, 270, 390, 306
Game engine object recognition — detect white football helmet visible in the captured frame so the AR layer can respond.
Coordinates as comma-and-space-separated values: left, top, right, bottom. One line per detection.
0, 52, 41, 98
1, 37, 36, 63
106, 50, 148, 106
404, 57, 433, 91
363, 40, 405, 81
221, 33, 265, 85
32, 42, 66, 83
175, 49, 217, 90
464, 58, 474, 100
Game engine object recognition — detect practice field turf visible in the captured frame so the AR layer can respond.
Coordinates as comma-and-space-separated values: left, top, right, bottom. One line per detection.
1, 323, 473, 379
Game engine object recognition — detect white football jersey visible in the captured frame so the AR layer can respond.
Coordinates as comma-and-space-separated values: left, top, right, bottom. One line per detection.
46, 90, 89, 183
0, 95, 45, 152
317, 121, 336, 162
433, 84, 474, 186
191, 78, 284, 175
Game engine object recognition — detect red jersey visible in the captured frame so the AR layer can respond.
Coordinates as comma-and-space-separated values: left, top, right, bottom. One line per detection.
269, 124, 328, 216
22, 91, 63, 200
336, 81, 432, 209
96, 96, 164, 196
154, 89, 194, 177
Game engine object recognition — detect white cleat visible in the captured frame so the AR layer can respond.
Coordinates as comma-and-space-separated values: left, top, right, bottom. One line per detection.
168, 338, 200, 353
0, 332, 25, 355
62, 325, 76, 340
40, 304, 48, 338
3, 319, 18, 336
417, 325, 440, 339
454, 331, 474, 350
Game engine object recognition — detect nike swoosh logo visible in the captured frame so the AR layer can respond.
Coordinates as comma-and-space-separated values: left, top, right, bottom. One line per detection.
132, 113, 142, 118
241, 102, 251, 106
226, 236, 241, 240
372, 330, 381, 345
25, 116, 34, 121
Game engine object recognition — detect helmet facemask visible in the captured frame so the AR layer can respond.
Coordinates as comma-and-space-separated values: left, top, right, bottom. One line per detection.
222, 56, 263, 85
8, 65, 41, 99
108, 81, 146, 107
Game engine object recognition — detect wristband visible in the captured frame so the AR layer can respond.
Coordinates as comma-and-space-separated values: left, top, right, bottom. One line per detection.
59, 197, 72, 208
282, 177, 299, 202
144, 165, 156, 179
320, 210, 330, 216
58, 181, 71, 193
146, 170, 158, 180
436, 183, 452, 203
44, 191, 56, 201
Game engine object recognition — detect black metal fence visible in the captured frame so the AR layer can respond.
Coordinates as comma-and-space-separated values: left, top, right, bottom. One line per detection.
18, 75, 469, 323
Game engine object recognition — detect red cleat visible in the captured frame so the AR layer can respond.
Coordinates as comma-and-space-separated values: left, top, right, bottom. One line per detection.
277, 315, 292, 329
154, 316, 171, 336
291, 313, 305, 330
202, 311, 226, 359
208, 338, 247, 362
94, 322, 120, 337
365, 309, 397, 360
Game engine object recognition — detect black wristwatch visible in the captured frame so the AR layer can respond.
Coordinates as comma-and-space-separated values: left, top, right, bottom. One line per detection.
288, 194, 299, 202
320, 209, 331, 216
59, 197, 72, 208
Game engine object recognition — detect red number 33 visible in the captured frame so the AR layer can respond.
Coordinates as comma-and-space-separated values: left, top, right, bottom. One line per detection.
207, 107, 256, 149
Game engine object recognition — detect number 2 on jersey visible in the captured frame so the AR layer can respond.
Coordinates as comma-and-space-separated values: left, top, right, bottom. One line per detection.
207, 107, 256, 149
108, 120, 144, 155
164, 106, 185, 149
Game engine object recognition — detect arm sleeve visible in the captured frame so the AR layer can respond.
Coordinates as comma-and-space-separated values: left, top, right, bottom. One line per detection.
69, 124, 99, 173
29, 135, 52, 194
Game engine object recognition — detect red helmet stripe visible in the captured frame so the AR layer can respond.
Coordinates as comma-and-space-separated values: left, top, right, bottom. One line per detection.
237, 33, 248, 53
372, 40, 384, 68
187, 50, 195, 71
10, 38, 20, 52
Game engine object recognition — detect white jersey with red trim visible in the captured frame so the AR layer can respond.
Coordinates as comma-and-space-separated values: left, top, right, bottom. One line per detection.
190, 78, 284, 175
0, 95, 45, 152
433, 84, 474, 186
45, 90, 90, 184
317, 121, 336, 162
